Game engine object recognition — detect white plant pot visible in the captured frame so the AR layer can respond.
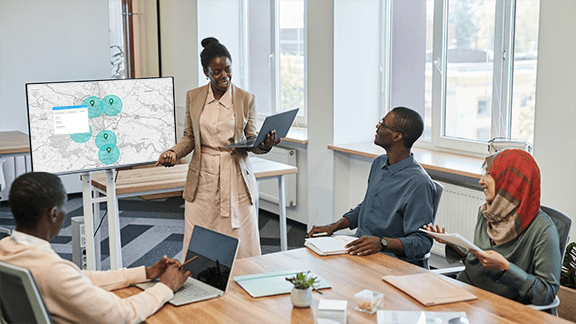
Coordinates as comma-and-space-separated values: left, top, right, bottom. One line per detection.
291, 287, 312, 308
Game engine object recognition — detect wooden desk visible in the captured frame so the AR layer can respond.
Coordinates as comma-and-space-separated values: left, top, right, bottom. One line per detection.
0, 131, 30, 155
0, 131, 31, 198
113, 248, 570, 324
86, 157, 297, 270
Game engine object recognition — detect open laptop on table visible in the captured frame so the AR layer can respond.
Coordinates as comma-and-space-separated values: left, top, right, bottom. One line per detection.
225, 107, 299, 148
136, 225, 239, 306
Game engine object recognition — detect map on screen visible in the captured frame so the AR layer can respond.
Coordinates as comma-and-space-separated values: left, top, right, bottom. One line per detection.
26, 77, 176, 174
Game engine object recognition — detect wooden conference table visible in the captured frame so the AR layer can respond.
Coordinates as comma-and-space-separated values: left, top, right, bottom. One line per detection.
114, 248, 570, 324
88, 157, 297, 270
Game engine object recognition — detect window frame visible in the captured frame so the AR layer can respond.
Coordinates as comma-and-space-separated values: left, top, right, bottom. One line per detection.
390, 0, 532, 155
243, 0, 308, 126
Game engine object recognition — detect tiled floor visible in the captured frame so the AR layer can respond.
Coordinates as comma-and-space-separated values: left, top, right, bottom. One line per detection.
0, 194, 307, 270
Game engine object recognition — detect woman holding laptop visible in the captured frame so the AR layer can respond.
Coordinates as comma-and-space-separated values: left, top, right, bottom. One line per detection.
425, 149, 561, 306
156, 37, 279, 259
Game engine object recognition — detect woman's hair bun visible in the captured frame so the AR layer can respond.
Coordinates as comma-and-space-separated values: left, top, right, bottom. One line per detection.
201, 37, 219, 48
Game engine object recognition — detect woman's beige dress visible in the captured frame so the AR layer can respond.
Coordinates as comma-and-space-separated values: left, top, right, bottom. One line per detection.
181, 88, 261, 259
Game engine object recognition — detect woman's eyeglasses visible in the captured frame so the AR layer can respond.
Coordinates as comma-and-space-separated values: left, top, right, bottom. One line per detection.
480, 161, 489, 177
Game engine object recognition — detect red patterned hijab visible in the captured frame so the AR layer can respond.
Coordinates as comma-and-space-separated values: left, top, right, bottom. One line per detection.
480, 149, 541, 245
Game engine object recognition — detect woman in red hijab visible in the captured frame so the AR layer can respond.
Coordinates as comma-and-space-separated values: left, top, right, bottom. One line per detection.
425, 149, 561, 306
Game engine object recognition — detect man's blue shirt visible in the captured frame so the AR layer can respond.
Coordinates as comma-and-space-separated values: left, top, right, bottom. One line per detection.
344, 154, 435, 262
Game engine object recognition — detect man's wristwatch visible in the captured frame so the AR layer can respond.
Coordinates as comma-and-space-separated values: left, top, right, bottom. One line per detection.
380, 237, 388, 251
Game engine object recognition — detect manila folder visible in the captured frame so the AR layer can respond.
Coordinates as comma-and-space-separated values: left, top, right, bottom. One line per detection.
382, 272, 477, 306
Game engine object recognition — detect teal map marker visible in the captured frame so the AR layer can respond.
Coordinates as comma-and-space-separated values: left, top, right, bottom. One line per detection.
70, 125, 93, 143
82, 96, 103, 118
103, 95, 122, 116
95, 130, 117, 148
99, 144, 120, 165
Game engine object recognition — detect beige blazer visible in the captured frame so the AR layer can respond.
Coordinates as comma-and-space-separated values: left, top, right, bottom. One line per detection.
170, 83, 267, 204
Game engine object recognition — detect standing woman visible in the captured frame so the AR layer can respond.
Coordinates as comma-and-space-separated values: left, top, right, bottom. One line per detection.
156, 37, 279, 259
424, 149, 561, 305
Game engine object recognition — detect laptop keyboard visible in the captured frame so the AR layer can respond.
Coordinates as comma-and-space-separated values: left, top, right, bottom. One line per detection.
177, 280, 215, 299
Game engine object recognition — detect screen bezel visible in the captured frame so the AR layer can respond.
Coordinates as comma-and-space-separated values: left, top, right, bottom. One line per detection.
25, 76, 177, 175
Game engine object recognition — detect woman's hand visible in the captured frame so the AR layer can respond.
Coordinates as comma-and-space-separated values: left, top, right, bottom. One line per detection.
422, 223, 449, 245
469, 249, 510, 272
258, 130, 281, 152
156, 150, 176, 167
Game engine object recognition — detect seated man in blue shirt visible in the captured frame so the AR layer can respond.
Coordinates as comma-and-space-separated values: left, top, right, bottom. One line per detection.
308, 107, 435, 266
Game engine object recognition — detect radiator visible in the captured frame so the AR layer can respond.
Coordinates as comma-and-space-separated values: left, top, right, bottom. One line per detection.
431, 181, 485, 256
251, 147, 297, 207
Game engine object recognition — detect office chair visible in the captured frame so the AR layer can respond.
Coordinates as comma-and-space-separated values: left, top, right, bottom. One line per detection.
0, 260, 53, 324
422, 180, 444, 270
526, 205, 572, 316
431, 205, 571, 316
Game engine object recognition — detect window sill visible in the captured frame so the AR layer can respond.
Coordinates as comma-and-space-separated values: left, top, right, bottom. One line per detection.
328, 142, 483, 179
284, 127, 308, 144
256, 119, 308, 144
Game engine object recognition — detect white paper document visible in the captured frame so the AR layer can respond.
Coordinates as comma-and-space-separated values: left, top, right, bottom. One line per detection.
304, 236, 357, 256
377, 311, 469, 324
419, 228, 485, 254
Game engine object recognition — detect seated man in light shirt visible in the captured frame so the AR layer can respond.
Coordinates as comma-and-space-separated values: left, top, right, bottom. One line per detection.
308, 107, 435, 267
0, 172, 191, 324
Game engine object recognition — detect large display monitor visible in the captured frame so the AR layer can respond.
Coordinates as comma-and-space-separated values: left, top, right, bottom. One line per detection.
25, 77, 176, 175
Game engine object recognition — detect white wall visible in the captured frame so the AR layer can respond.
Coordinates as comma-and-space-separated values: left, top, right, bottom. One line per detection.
0, 0, 111, 195
196, 0, 243, 88
0, 0, 110, 133
333, 0, 381, 145
159, 0, 198, 143
533, 0, 576, 243
306, 0, 335, 229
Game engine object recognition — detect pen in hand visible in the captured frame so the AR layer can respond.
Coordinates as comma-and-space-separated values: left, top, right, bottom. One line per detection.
179, 255, 199, 270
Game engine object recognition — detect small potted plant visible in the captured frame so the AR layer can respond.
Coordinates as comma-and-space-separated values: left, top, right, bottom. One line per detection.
286, 271, 322, 308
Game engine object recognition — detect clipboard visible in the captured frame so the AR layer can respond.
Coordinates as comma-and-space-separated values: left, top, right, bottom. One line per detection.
419, 228, 485, 254
382, 273, 477, 306
233, 269, 331, 298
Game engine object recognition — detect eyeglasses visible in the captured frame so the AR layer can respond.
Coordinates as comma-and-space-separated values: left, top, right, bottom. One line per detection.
480, 161, 489, 177
378, 119, 402, 134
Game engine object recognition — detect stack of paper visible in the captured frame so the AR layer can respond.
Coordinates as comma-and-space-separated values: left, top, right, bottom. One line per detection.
304, 236, 357, 256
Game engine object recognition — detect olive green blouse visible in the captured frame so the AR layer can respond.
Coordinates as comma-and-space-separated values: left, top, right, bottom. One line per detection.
446, 208, 561, 305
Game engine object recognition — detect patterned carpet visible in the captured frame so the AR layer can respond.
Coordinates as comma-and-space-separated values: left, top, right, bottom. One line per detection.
0, 193, 307, 270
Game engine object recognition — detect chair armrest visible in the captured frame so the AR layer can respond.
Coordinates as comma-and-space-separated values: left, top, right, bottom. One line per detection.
527, 295, 560, 311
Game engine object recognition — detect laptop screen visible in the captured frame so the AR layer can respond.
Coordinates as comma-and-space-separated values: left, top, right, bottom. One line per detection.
183, 226, 239, 291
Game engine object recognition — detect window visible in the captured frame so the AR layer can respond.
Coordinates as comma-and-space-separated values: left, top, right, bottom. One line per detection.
334, 0, 539, 153
430, 0, 539, 151
108, 0, 160, 79
246, 0, 307, 125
